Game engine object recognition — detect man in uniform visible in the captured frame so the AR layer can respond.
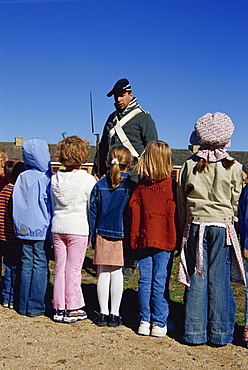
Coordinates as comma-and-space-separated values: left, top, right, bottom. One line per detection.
93, 78, 158, 181
92, 78, 158, 279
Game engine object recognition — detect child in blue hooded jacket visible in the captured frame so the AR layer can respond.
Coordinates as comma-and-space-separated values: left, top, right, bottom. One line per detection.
13, 138, 52, 317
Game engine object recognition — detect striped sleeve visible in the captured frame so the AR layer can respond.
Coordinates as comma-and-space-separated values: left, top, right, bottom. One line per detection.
0, 185, 17, 241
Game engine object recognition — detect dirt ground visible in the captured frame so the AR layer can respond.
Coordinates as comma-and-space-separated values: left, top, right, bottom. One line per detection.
0, 282, 247, 370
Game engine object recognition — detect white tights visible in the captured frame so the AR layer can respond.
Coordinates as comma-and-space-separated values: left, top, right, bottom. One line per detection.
97, 265, 123, 316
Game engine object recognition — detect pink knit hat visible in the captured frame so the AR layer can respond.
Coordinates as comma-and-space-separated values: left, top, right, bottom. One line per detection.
190, 112, 234, 162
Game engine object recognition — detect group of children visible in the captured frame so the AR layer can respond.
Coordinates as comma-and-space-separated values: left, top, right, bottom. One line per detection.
0, 111, 247, 346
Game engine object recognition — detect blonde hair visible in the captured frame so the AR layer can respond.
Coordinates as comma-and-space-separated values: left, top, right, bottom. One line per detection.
135, 141, 173, 180
56, 135, 89, 168
0, 148, 8, 174
106, 146, 133, 189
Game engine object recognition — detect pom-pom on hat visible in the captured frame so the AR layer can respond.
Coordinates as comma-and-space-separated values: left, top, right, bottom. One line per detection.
190, 112, 234, 162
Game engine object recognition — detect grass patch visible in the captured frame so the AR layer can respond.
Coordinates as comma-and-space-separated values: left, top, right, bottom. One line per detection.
80, 252, 246, 325
2, 248, 245, 326
47, 250, 246, 326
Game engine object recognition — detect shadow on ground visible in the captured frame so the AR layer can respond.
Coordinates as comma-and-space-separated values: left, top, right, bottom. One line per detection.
36, 266, 248, 348
81, 282, 186, 340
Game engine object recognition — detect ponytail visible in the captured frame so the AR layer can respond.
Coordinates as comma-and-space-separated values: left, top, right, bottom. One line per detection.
106, 146, 133, 189
110, 160, 123, 189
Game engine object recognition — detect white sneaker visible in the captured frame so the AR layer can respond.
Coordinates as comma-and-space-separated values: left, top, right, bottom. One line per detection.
138, 321, 150, 336
151, 324, 167, 337
63, 309, 87, 324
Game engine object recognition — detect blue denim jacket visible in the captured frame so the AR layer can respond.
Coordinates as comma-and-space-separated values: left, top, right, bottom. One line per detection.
89, 172, 135, 245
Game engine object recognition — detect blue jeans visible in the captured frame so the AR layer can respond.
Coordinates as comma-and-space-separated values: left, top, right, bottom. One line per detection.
2, 241, 22, 307
137, 247, 173, 327
19, 240, 48, 315
245, 258, 248, 327
184, 224, 236, 345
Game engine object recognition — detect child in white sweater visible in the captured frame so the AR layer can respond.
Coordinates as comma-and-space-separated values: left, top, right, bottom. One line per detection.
51, 136, 95, 323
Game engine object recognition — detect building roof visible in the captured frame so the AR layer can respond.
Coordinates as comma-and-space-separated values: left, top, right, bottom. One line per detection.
1, 139, 248, 167
171, 149, 192, 166
0, 140, 96, 164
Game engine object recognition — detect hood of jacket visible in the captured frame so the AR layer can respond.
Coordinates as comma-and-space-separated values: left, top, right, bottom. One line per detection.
22, 138, 51, 173
51, 169, 88, 206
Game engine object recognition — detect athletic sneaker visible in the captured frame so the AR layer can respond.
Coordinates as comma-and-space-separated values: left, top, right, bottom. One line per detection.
138, 321, 150, 336
53, 310, 64, 323
151, 324, 167, 337
74, 309, 87, 321
3, 302, 14, 309
63, 309, 87, 324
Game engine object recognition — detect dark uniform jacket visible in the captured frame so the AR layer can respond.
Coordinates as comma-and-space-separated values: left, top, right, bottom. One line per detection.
93, 99, 158, 181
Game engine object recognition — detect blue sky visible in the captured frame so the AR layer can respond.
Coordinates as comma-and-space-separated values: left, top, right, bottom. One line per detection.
1, 0, 248, 151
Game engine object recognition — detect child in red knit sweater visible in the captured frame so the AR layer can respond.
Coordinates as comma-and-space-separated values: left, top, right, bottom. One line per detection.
129, 141, 178, 337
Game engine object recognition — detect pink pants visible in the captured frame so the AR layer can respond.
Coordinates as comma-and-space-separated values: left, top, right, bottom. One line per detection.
53, 233, 88, 310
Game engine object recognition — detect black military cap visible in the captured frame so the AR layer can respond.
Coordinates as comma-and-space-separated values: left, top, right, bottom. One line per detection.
106, 78, 132, 97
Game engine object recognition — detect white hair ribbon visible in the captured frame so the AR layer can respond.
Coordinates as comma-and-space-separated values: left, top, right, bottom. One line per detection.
111, 158, 119, 165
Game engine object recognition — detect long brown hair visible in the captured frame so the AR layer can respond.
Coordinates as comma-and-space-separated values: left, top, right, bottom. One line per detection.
106, 146, 133, 189
196, 157, 236, 172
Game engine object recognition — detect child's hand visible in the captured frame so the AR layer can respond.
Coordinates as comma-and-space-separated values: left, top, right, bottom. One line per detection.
87, 236, 93, 250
